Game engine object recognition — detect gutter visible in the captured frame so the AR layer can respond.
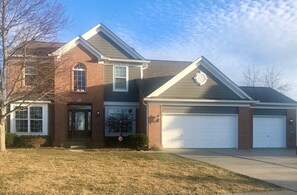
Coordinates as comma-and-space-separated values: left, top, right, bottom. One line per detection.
143, 98, 258, 104
102, 57, 150, 64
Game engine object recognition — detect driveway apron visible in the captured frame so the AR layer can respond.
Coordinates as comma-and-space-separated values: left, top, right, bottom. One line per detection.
166, 149, 297, 192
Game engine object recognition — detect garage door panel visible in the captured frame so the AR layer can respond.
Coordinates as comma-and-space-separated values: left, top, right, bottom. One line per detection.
253, 116, 286, 148
162, 114, 238, 148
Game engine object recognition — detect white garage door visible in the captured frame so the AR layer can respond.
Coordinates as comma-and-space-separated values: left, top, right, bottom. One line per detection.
162, 114, 238, 148
253, 116, 286, 148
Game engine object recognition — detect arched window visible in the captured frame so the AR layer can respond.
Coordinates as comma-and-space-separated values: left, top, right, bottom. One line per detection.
73, 63, 86, 92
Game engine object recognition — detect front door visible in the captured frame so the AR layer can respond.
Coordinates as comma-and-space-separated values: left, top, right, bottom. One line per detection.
68, 105, 92, 139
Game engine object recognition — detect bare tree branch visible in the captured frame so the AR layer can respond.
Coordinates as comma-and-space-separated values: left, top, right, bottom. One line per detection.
241, 65, 291, 93
0, 0, 68, 151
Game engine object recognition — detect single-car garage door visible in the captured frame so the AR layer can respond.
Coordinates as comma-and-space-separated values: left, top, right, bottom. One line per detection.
253, 116, 286, 148
162, 114, 238, 148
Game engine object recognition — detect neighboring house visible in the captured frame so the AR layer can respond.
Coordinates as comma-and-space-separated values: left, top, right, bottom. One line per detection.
7, 24, 297, 149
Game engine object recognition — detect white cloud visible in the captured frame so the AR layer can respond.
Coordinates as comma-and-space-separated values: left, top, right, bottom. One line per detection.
114, 0, 297, 99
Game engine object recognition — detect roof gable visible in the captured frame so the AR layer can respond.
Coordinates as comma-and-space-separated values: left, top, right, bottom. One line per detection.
147, 56, 252, 100
159, 65, 241, 100
51, 24, 144, 60
81, 24, 144, 60
86, 31, 133, 59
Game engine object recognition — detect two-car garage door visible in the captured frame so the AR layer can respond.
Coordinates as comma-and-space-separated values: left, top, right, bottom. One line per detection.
162, 114, 286, 148
162, 114, 238, 148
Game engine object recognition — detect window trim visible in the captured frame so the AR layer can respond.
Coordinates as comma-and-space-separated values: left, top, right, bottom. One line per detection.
10, 103, 48, 135
24, 65, 37, 86
104, 106, 136, 136
113, 65, 129, 92
72, 63, 87, 92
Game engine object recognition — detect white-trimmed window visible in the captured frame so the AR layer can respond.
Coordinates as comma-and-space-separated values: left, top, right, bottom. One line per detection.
73, 63, 86, 92
10, 103, 48, 135
24, 65, 37, 86
113, 66, 128, 92
105, 106, 136, 136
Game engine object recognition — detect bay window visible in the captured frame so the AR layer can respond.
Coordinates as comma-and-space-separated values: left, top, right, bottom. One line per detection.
11, 104, 48, 135
105, 106, 136, 136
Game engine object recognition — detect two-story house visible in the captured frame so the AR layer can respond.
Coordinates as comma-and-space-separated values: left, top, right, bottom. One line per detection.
8, 24, 297, 149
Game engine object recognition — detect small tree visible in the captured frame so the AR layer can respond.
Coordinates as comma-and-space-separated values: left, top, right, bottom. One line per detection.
241, 65, 290, 93
0, 0, 68, 151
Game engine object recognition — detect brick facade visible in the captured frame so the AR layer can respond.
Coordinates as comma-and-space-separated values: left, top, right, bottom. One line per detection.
147, 104, 162, 149
54, 45, 104, 145
238, 107, 253, 149
286, 109, 296, 148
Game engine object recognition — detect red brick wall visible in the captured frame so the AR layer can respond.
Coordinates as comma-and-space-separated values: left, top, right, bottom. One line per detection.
286, 109, 296, 148
147, 104, 162, 149
238, 107, 253, 149
54, 45, 104, 145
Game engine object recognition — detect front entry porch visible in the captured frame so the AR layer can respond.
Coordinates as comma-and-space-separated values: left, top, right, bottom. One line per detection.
68, 104, 92, 139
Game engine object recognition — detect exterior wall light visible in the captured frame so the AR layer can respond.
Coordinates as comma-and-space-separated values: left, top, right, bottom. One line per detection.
96, 111, 100, 116
289, 119, 294, 125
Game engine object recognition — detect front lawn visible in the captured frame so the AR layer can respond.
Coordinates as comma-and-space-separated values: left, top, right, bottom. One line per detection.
0, 149, 280, 194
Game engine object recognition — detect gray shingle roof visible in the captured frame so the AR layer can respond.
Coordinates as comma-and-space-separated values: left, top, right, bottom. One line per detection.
14, 41, 65, 56
138, 59, 191, 96
240, 86, 296, 103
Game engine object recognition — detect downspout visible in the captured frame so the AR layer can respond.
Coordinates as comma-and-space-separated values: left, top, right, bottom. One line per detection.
141, 63, 149, 135
140, 63, 148, 79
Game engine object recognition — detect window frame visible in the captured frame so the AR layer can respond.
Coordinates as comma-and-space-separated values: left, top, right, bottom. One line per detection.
104, 106, 136, 136
72, 63, 87, 92
10, 103, 48, 135
24, 65, 37, 86
113, 65, 129, 92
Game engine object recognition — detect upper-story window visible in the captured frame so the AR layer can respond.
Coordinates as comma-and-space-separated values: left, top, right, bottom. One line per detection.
113, 66, 128, 92
24, 65, 37, 86
73, 63, 86, 92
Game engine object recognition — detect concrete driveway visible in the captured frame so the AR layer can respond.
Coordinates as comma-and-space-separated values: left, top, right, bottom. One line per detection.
166, 148, 297, 192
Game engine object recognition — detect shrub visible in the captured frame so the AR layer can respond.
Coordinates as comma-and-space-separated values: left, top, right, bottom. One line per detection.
105, 136, 128, 148
127, 134, 148, 150
5, 133, 17, 148
15, 135, 50, 148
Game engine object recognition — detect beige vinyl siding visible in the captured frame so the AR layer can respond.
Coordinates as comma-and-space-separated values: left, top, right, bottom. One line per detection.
160, 66, 240, 100
87, 32, 133, 59
104, 65, 140, 102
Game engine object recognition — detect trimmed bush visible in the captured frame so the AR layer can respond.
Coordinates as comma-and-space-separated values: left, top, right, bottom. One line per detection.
15, 135, 51, 148
127, 134, 148, 150
105, 134, 149, 150
105, 136, 129, 148
5, 133, 17, 148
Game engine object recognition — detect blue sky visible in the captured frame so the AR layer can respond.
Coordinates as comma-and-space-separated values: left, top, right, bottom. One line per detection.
59, 0, 297, 99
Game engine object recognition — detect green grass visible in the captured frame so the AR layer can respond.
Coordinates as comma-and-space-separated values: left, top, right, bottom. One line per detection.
0, 149, 281, 194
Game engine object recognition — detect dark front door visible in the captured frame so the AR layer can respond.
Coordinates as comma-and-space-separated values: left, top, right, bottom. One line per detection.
68, 105, 92, 139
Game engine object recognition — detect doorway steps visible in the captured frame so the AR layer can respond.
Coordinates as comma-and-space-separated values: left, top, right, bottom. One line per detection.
64, 139, 89, 149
